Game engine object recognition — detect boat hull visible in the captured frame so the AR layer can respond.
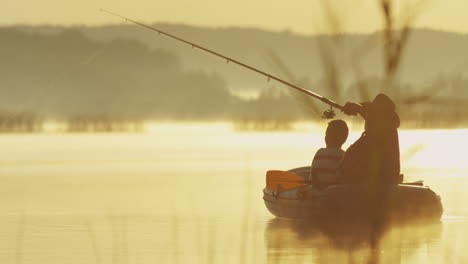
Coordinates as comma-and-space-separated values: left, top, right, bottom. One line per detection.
263, 167, 443, 223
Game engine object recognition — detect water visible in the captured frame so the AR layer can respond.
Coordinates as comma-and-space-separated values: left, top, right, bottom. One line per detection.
1, 123, 467, 263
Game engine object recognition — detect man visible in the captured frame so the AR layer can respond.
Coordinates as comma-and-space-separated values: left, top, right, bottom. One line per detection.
340, 93, 401, 185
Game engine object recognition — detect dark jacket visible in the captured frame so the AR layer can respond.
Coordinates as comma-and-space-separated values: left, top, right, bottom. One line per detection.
340, 94, 401, 185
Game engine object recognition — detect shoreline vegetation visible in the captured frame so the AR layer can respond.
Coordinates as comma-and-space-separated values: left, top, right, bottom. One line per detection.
1, 116, 467, 134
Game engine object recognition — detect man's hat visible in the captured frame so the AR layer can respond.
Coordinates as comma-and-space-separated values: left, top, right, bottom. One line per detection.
367, 93, 400, 129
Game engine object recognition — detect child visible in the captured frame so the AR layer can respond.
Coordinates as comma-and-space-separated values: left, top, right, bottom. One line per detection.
310, 119, 349, 188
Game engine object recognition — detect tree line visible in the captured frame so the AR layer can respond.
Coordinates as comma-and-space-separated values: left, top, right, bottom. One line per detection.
0, 27, 467, 132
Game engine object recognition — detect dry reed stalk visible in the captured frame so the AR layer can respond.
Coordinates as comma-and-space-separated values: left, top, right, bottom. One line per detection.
15, 213, 26, 264
84, 217, 102, 264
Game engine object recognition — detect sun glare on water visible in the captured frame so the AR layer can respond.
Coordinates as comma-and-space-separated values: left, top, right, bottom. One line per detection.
399, 129, 468, 172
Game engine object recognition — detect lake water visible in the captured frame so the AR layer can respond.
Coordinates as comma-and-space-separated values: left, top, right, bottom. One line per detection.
1, 123, 467, 264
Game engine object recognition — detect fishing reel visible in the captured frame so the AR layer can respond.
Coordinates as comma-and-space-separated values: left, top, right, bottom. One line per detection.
322, 107, 336, 119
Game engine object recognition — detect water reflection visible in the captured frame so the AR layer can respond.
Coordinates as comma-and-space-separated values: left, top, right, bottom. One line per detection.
1, 128, 466, 263
265, 218, 442, 264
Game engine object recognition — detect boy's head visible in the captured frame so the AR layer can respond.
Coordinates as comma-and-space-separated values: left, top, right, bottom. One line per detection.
325, 119, 349, 148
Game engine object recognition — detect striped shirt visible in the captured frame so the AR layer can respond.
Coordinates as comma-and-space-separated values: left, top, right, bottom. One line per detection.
310, 148, 345, 185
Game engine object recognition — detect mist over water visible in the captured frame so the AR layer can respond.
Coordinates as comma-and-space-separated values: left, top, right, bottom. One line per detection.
0, 124, 467, 263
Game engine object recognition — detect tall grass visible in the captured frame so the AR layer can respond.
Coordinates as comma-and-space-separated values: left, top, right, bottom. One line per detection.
262, 0, 467, 129
15, 213, 26, 264
85, 217, 102, 264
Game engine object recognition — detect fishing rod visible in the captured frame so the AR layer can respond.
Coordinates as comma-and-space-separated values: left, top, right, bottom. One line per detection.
100, 9, 343, 118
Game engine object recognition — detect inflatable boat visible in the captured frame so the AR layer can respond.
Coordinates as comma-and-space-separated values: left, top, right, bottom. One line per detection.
263, 167, 443, 224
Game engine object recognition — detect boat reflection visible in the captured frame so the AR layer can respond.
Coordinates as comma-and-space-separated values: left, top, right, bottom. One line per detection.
264, 218, 442, 264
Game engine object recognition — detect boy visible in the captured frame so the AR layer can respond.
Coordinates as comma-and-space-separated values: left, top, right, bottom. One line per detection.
310, 119, 349, 188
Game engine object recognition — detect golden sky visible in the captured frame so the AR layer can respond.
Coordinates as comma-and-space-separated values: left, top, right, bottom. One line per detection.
3, 0, 468, 35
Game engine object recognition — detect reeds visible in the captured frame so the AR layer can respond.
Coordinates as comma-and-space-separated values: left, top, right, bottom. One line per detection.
85, 217, 102, 264
15, 213, 26, 264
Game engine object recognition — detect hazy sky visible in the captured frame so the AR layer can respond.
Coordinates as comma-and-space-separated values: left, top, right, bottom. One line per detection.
3, 0, 468, 34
